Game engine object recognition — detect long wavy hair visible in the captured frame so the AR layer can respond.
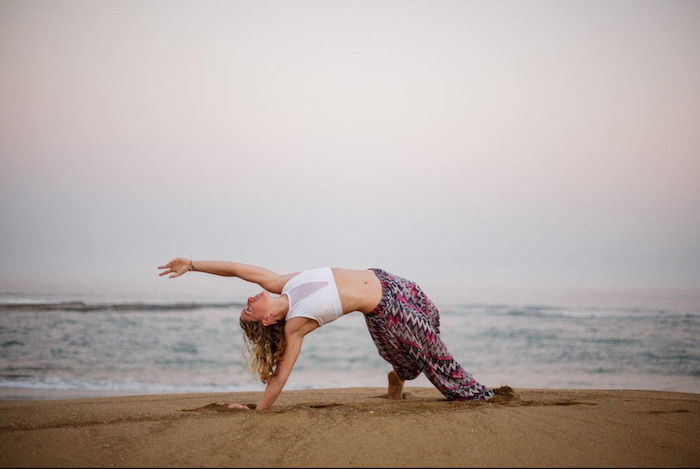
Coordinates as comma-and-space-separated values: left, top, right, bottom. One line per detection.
240, 319, 287, 384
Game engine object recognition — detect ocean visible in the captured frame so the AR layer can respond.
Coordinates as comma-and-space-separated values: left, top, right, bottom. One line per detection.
1, 287, 699, 400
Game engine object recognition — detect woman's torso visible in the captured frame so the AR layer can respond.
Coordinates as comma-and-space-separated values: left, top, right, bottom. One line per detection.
283, 267, 383, 317
332, 267, 384, 315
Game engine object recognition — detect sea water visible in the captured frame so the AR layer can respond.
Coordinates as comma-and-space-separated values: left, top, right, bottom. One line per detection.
1, 288, 698, 400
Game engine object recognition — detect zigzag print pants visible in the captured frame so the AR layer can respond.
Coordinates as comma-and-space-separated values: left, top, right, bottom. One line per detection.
365, 268, 495, 401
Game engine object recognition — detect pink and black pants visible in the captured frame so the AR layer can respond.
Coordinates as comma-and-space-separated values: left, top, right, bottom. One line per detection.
366, 268, 495, 401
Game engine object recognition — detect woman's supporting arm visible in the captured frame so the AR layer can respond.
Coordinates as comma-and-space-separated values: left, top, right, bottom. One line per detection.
255, 328, 304, 411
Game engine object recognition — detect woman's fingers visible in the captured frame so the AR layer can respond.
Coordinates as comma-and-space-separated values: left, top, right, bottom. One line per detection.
158, 260, 179, 271
158, 259, 187, 278
227, 403, 250, 410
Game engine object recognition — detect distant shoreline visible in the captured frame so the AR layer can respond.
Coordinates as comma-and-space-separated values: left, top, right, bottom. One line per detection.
0, 386, 160, 401
1, 387, 698, 468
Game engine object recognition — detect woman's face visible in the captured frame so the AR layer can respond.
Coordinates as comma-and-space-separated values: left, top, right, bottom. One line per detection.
240, 291, 273, 324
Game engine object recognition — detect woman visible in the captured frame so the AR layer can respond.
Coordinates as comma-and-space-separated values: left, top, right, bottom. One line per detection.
157, 258, 495, 411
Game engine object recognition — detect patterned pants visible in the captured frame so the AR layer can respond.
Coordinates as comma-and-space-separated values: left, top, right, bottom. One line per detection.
365, 268, 495, 401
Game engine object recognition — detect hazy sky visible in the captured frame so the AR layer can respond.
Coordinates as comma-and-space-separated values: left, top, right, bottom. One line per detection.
1, 0, 699, 302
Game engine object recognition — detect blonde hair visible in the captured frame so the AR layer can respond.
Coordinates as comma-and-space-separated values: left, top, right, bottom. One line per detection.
240, 319, 287, 384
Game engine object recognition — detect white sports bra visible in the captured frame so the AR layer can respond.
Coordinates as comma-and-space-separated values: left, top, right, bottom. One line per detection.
281, 267, 344, 327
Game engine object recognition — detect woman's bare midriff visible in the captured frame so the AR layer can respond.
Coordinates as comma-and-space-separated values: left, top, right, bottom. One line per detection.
331, 268, 384, 315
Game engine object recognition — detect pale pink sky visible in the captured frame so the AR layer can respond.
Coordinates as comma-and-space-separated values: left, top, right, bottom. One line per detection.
1, 0, 699, 302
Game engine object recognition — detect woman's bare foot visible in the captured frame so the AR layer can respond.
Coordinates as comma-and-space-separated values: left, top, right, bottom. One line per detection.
387, 371, 405, 400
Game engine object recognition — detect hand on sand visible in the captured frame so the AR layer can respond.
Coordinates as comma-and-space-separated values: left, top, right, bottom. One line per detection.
157, 258, 191, 279
227, 403, 252, 411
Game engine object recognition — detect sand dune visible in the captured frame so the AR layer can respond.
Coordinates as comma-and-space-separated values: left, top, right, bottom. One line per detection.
1, 387, 698, 467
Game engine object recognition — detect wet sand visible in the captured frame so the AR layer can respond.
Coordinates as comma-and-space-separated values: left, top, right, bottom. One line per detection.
1, 387, 698, 467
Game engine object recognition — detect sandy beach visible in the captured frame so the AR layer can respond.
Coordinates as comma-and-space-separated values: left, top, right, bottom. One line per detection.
0, 386, 698, 468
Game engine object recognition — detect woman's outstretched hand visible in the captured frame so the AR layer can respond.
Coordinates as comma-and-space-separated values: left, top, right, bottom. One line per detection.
157, 258, 192, 279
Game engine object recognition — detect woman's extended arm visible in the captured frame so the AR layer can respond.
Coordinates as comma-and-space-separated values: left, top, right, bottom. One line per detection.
158, 258, 296, 293
192, 260, 277, 284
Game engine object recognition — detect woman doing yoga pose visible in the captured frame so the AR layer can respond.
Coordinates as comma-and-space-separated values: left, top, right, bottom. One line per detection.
157, 259, 495, 411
